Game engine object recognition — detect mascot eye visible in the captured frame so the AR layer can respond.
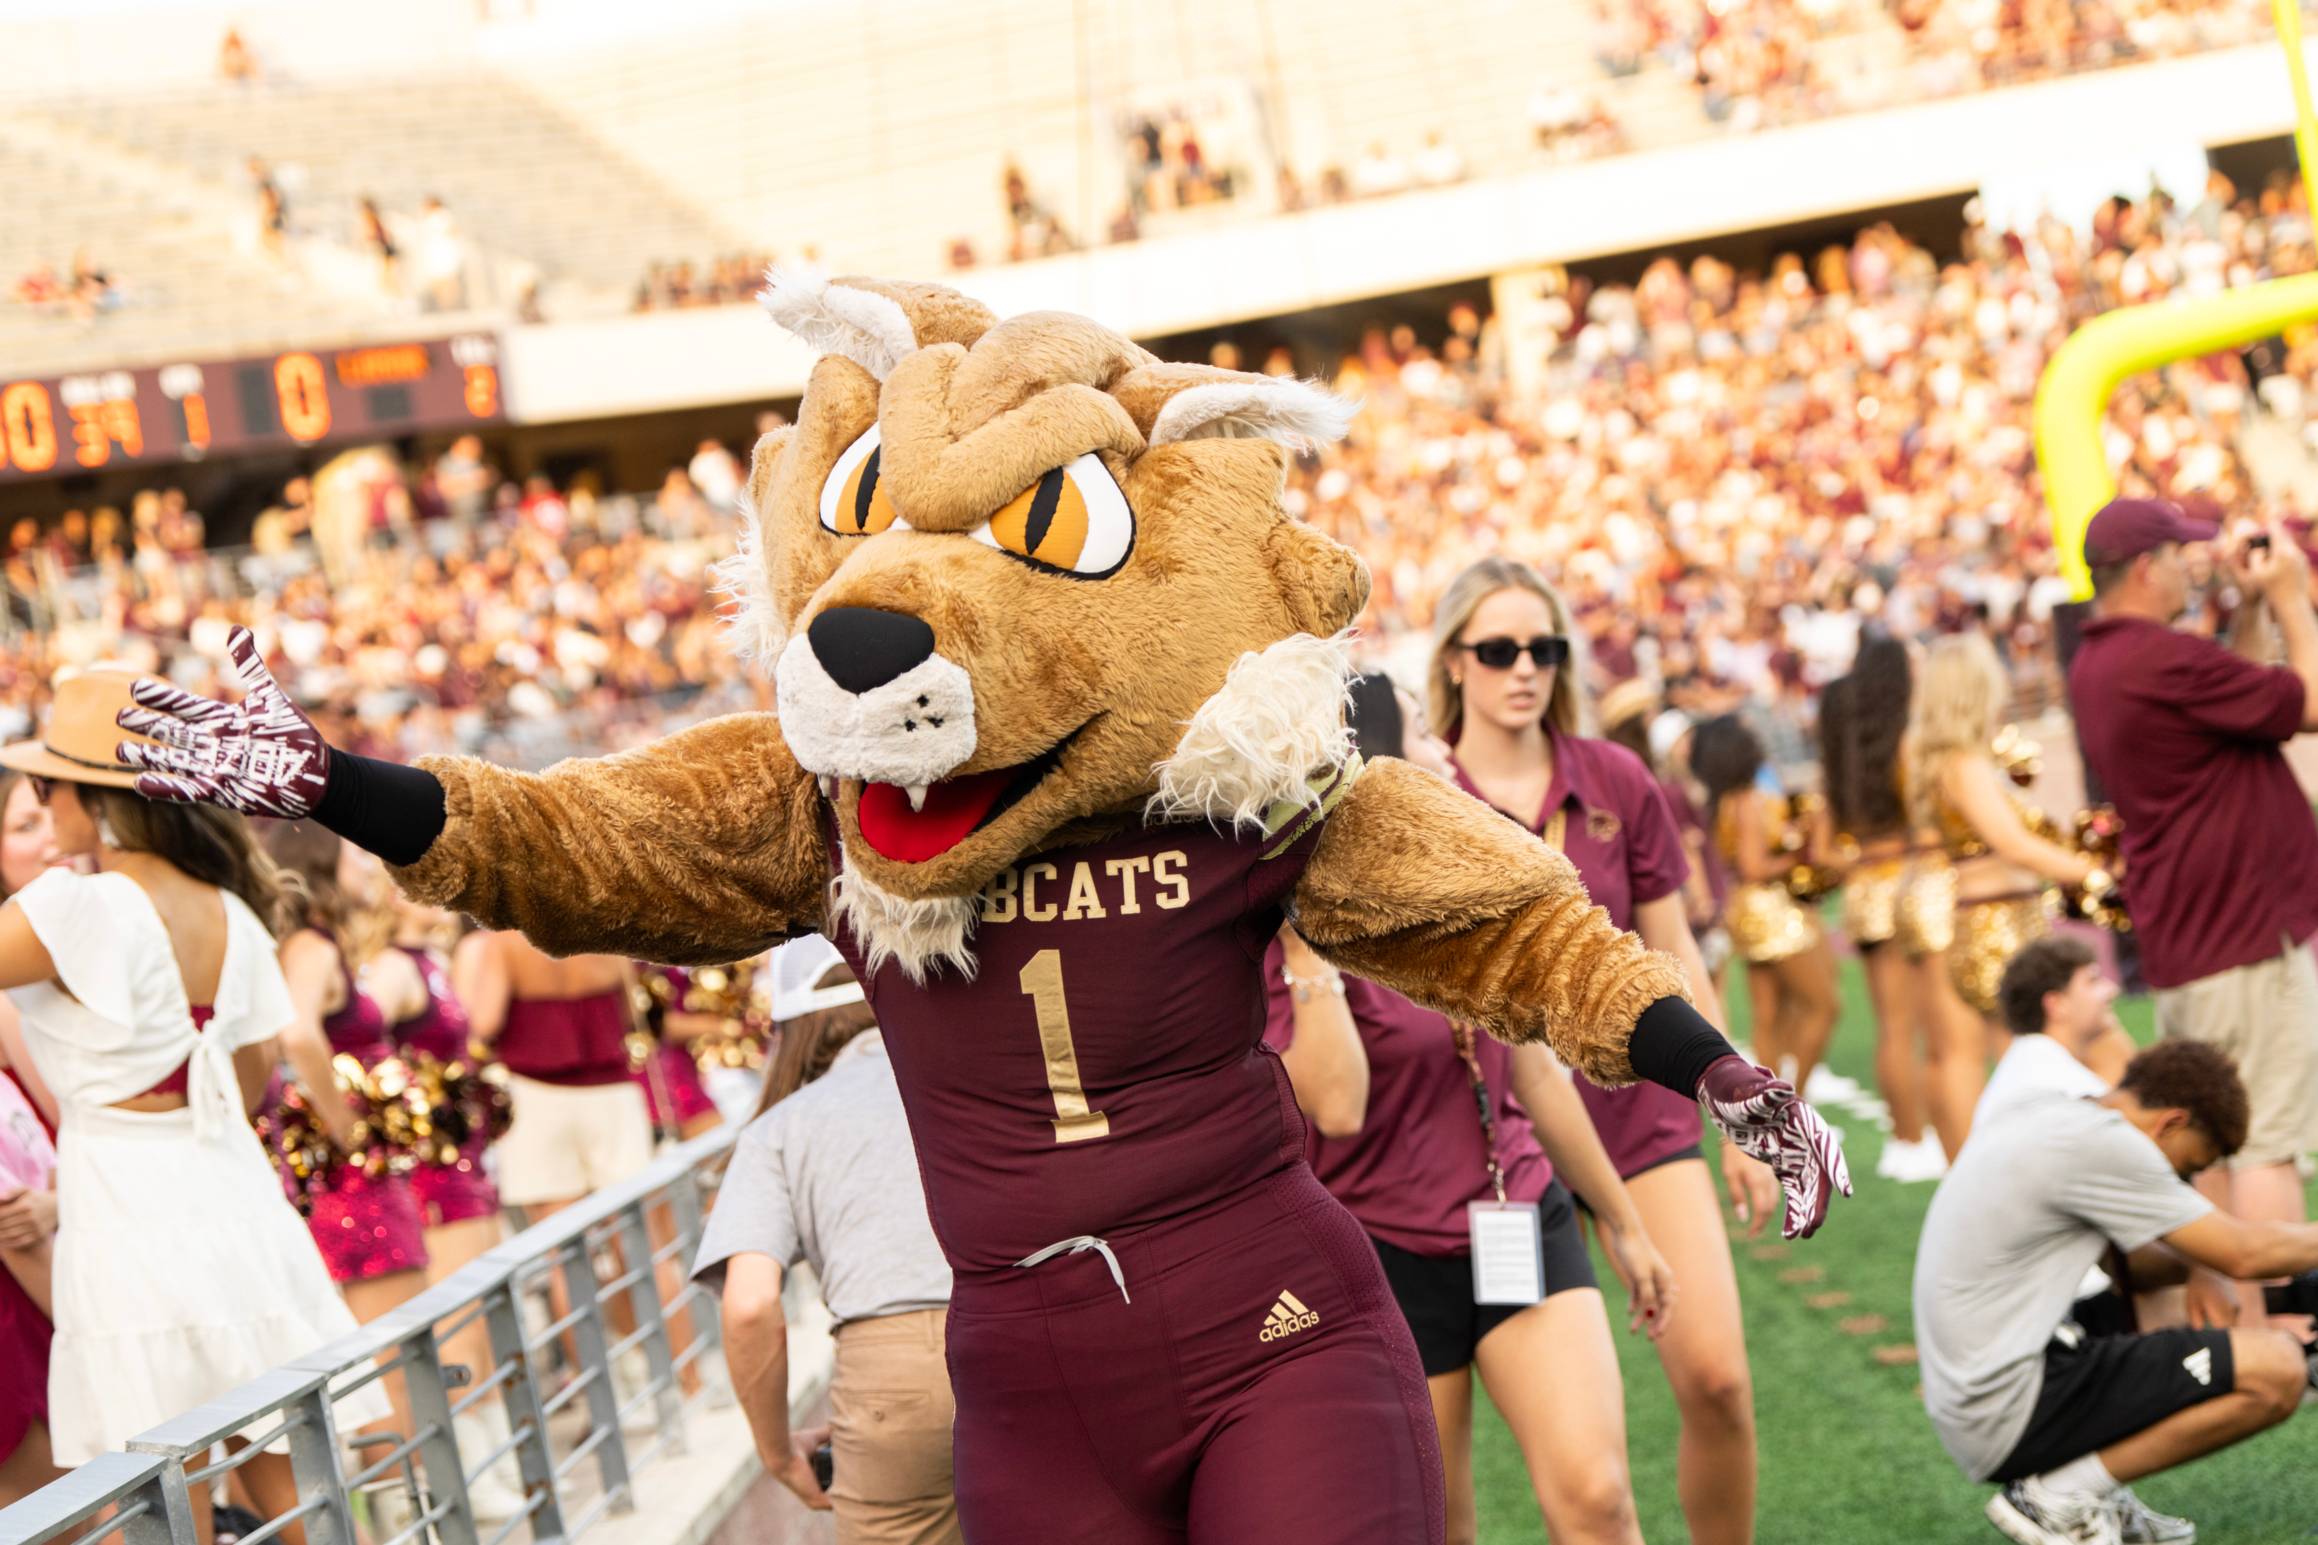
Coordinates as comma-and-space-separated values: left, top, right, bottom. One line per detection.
818, 426, 900, 537
971, 453, 1134, 578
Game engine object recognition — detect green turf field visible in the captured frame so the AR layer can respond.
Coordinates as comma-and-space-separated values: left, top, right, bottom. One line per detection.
1469, 952, 2318, 1544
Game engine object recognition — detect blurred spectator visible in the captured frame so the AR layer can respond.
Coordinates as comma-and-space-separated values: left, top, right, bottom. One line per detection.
246, 155, 289, 259
9, 266, 63, 310
1528, 82, 1590, 152
688, 441, 744, 515
217, 27, 257, 84
1000, 160, 1075, 261
356, 197, 398, 292
413, 197, 466, 312
250, 478, 315, 558
1349, 142, 1410, 199
435, 436, 494, 524
1412, 132, 1468, 187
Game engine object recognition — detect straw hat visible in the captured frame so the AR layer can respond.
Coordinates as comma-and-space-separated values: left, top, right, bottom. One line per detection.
1598, 677, 1658, 733
0, 668, 164, 790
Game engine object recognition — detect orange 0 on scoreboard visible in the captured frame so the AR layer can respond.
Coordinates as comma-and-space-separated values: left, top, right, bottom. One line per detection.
0, 334, 505, 483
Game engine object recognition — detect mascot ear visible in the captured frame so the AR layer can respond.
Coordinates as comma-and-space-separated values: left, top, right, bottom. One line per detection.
761, 268, 998, 379
1149, 375, 1357, 453
1267, 518, 1371, 640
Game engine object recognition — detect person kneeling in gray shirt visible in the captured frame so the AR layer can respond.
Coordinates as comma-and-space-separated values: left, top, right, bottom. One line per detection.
693, 936, 958, 1545
1916, 1040, 2314, 1545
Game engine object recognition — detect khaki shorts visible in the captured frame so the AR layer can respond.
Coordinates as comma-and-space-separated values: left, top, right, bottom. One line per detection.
2155, 940, 2318, 1170
829, 1307, 959, 1545
495, 1074, 655, 1206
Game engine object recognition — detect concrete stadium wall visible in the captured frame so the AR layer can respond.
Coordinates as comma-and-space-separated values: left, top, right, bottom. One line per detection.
499, 40, 2318, 424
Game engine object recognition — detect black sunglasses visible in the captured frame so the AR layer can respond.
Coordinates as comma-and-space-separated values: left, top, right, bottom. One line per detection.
1455, 635, 1569, 671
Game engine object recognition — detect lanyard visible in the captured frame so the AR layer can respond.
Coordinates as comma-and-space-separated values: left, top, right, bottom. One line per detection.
1449, 802, 1566, 1205
1450, 1020, 1509, 1204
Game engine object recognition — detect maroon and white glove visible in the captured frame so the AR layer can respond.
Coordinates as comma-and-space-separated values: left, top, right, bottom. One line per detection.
1698, 1055, 1851, 1240
113, 626, 331, 818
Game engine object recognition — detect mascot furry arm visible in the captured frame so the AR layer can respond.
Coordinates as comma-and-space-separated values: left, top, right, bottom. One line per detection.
115, 273, 1846, 1237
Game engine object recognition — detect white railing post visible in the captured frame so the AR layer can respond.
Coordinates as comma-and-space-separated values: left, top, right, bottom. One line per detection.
482, 1278, 564, 1541
283, 1383, 357, 1545
668, 1160, 722, 1365
121, 1463, 195, 1545
614, 1201, 684, 1448
558, 1235, 635, 1513
397, 1328, 481, 1545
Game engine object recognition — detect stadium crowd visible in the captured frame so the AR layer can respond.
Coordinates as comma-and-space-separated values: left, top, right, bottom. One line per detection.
1283, 170, 2317, 732
4, 169, 2314, 791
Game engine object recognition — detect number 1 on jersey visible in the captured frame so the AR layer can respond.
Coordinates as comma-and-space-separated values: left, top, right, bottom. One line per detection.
1019, 949, 1110, 1143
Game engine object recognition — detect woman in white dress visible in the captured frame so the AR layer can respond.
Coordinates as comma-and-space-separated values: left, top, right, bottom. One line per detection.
0, 670, 379, 1540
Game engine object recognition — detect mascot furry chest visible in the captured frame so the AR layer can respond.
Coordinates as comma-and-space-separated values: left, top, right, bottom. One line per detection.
120, 272, 1846, 1545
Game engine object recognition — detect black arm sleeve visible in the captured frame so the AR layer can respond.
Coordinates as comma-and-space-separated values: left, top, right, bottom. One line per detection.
311, 749, 447, 868
1625, 996, 1739, 1096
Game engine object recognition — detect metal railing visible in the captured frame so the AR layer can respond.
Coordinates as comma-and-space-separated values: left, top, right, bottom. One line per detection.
0, 1124, 741, 1545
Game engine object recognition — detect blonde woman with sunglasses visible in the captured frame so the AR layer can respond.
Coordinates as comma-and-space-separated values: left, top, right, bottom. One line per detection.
1428, 558, 1774, 1545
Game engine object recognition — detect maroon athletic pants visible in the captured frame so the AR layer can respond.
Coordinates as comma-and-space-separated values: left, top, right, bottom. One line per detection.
945, 1165, 1444, 1543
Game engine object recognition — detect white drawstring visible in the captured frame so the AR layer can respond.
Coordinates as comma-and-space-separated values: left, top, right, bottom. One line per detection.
1013, 1234, 1131, 1304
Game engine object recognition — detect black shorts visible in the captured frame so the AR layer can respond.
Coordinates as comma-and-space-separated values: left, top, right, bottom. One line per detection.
1990, 1322, 2235, 1483
1369, 1180, 1597, 1377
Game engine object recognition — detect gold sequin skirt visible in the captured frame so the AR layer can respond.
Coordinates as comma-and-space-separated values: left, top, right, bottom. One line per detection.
1726, 881, 1822, 964
1946, 895, 2049, 1018
1845, 856, 1956, 956
1842, 857, 1906, 947
1896, 858, 1956, 956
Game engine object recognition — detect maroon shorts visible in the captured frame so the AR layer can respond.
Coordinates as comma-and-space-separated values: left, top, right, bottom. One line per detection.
945, 1165, 1443, 1544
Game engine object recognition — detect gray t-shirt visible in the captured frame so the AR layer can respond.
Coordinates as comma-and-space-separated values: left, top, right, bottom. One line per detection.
1914, 1094, 2211, 1479
693, 1034, 951, 1325
1974, 1033, 2109, 1130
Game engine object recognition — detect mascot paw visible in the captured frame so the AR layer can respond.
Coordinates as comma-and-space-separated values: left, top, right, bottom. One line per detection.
115, 624, 331, 818
1696, 1054, 1851, 1240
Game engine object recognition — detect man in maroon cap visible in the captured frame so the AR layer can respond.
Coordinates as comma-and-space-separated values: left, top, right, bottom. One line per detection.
2069, 495, 2318, 1321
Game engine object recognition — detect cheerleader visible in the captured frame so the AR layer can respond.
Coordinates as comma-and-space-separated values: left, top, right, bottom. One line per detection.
362, 888, 527, 1519
1819, 640, 1964, 1178
1691, 716, 1842, 1101
1908, 634, 2112, 1126
630, 964, 726, 1142
260, 824, 432, 1310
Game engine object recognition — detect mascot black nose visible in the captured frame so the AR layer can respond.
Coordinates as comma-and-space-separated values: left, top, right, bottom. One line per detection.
808, 607, 936, 695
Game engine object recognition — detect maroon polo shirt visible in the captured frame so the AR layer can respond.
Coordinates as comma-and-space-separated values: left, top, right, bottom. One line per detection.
1263, 936, 1550, 1257
2069, 613, 2318, 988
1451, 736, 1704, 1176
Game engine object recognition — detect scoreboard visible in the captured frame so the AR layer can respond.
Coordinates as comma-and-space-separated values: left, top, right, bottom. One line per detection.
0, 334, 505, 484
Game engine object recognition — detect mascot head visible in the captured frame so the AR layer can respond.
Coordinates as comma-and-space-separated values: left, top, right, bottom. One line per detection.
722, 271, 1369, 977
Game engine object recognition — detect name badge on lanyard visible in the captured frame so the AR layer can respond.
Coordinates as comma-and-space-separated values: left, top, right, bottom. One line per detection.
1453, 1020, 1545, 1306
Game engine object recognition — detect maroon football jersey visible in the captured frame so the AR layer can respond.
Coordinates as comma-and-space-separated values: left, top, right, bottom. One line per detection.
830, 810, 1329, 1275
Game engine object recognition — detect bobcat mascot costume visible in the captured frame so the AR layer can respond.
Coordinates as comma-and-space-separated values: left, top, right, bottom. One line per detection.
120, 274, 1847, 1544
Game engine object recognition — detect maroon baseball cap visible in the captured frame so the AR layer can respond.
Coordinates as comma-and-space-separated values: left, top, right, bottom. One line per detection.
2083, 496, 2219, 566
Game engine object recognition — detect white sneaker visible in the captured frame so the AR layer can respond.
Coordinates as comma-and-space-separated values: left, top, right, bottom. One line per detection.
2111, 1486, 2194, 1543
1988, 1479, 2123, 1545
614, 1346, 659, 1435
452, 1405, 531, 1523
1877, 1135, 1950, 1184
1805, 1066, 1862, 1103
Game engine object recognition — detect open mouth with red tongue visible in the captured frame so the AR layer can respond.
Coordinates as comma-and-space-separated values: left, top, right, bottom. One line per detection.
855, 721, 1091, 863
